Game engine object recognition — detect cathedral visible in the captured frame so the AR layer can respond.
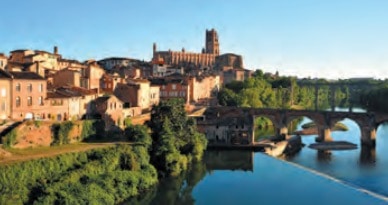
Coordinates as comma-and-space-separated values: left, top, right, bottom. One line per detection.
152, 29, 220, 68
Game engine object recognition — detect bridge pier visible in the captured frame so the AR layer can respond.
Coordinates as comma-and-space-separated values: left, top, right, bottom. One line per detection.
360, 145, 376, 165
316, 127, 333, 142
361, 127, 376, 147
275, 126, 289, 140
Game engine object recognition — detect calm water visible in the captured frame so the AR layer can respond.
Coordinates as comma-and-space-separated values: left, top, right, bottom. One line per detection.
127, 108, 388, 205
287, 108, 388, 197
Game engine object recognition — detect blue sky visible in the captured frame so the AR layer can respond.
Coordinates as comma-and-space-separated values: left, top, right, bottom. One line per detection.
1, 0, 388, 79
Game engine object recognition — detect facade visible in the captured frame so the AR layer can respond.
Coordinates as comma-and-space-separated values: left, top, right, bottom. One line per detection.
0, 70, 12, 119
189, 74, 220, 105
81, 62, 105, 92
152, 29, 220, 68
152, 64, 184, 77
58, 59, 86, 70
98, 57, 140, 71
0, 53, 7, 70
9, 47, 61, 71
223, 69, 253, 85
46, 92, 71, 121
47, 86, 98, 120
91, 95, 123, 130
114, 79, 159, 111
214, 53, 244, 71
151, 74, 190, 104
213, 53, 252, 85
52, 69, 81, 88
9, 71, 47, 120
100, 73, 124, 94
196, 107, 254, 145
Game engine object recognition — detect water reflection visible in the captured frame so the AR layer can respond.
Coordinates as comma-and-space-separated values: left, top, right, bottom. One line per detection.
317, 150, 332, 163
125, 151, 253, 205
204, 150, 253, 171
359, 146, 376, 166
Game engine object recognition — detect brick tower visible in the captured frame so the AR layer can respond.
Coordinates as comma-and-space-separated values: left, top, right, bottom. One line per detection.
205, 29, 220, 55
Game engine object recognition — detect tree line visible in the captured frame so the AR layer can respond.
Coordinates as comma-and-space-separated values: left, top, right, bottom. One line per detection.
217, 70, 349, 110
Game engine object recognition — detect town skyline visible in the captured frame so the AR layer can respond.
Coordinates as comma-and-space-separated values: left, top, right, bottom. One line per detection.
2, 0, 388, 79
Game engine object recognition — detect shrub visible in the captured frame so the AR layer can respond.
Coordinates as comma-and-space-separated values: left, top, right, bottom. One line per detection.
51, 121, 74, 145
2, 129, 17, 148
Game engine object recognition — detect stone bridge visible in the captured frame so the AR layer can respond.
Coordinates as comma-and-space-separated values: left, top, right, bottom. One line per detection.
200, 106, 388, 147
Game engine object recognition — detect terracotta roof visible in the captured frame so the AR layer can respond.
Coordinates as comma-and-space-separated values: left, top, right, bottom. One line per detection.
9, 71, 45, 80
47, 91, 71, 99
94, 96, 111, 104
98, 57, 139, 62
10, 49, 30, 53
0, 69, 12, 79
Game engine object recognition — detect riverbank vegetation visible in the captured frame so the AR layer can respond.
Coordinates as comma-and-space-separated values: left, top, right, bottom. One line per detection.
360, 84, 388, 113
0, 99, 207, 204
0, 145, 158, 204
148, 99, 207, 177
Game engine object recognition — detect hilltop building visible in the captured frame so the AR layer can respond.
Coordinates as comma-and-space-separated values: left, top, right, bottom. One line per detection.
152, 29, 220, 68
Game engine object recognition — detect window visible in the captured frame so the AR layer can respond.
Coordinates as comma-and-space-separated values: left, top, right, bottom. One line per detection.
27, 84, 32, 92
16, 97, 21, 107
38, 96, 43, 106
39, 84, 43, 92
16, 83, 21, 92
1, 88, 5, 97
27, 96, 32, 106
1, 100, 5, 111
172, 84, 176, 90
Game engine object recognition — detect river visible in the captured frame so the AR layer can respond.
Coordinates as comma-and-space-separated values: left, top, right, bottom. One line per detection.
126, 108, 388, 205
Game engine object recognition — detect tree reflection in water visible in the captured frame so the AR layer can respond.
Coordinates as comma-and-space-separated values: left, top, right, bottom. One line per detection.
124, 150, 254, 205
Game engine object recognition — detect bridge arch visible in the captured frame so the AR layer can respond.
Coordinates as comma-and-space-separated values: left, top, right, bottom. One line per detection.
286, 116, 319, 136
252, 115, 276, 142
329, 117, 363, 144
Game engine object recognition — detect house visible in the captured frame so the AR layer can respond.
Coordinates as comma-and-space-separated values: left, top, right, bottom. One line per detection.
46, 91, 71, 121
100, 73, 124, 94
196, 107, 254, 145
52, 68, 81, 88
114, 79, 159, 111
150, 74, 190, 104
214, 53, 252, 85
90, 95, 124, 130
0, 53, 7, 70
189, 73, 220, 105
222, 69, 252, 85
9, 71, 47, 120
0, 69, 12, 119
98, 57, 141, 71
81, 61, 105, 93
46, 86, 98, 120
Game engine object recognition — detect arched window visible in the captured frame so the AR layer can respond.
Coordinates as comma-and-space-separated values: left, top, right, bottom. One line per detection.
27, 96, 32, 106
39, 83, 43, 92
27, 84, 32, 92
38, 96, 43, 106
16, 97, 21, 107
16, 83, 21, 92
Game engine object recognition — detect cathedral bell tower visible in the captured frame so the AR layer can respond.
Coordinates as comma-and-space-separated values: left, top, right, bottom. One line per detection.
205, 29, 220, 55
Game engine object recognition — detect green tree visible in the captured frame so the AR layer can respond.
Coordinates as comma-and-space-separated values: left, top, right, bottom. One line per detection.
125, 125, 152, 149
148, 99, 207, 177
